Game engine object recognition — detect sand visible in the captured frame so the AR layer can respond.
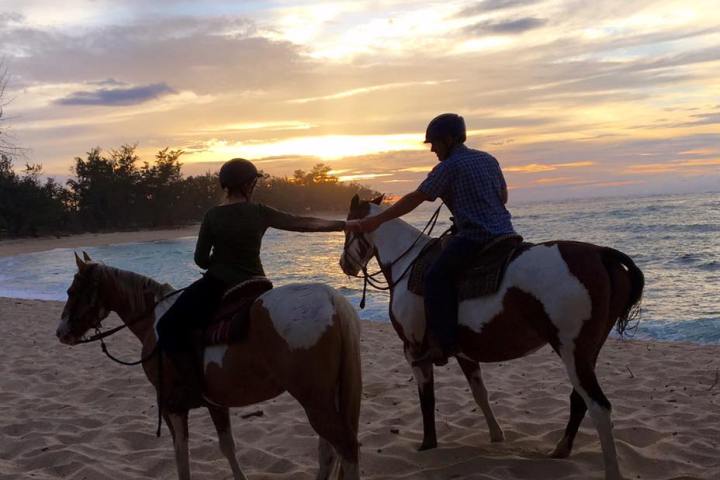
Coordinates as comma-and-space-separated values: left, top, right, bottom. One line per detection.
0, 227, 200, 258
1, 296, 719, 480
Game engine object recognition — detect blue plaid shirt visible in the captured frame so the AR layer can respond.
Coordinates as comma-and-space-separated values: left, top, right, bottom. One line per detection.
418, 144, 515, 242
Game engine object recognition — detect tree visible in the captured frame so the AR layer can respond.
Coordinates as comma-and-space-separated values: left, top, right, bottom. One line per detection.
0, 62, 20, 161
139, 148, 184, 227
0, 156, 69, 237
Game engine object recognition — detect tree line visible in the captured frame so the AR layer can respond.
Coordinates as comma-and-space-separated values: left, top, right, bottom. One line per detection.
0, 145, 380, 238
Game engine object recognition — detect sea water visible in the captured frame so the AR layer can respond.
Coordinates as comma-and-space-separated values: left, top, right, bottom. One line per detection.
1, 191, 718, 344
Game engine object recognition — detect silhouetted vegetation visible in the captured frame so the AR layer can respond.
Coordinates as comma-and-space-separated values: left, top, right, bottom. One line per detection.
0, 145, 379, 238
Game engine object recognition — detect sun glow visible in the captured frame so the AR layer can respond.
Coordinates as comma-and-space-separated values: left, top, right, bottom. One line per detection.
191, 133, 426, 162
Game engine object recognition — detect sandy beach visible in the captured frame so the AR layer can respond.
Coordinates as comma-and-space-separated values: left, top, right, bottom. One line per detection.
0, 295, 718, 479
0, 227, 200, 258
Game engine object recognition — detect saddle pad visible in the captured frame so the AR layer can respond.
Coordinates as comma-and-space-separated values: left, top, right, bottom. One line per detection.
408, 235, 528, 300
204, 277, 273, 346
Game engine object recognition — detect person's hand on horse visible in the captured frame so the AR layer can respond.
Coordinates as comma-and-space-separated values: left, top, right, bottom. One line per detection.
345, 216, 382, 233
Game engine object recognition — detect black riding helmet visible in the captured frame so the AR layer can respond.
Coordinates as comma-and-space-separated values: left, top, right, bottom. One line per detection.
424, 113, 467, 144
219, 158, 263, 190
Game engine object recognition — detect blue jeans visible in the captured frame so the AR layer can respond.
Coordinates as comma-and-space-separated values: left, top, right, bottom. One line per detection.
424, 236, 484, 350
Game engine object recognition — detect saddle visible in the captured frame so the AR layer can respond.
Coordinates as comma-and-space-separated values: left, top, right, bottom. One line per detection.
203, 277, 273, 345
408, 234, 530, 300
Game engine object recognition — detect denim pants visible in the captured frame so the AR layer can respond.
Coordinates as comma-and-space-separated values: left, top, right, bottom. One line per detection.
424, 235, 485, 349
156, 274, 227, 352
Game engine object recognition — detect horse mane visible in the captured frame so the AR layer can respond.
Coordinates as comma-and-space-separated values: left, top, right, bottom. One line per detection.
90, 263, 174, 313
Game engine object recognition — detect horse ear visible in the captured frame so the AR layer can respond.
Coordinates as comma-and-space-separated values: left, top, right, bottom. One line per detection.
371, 194, 385, 205
82, 251, 92, 262
74, 252, 86, 272
350, 194, 360, 209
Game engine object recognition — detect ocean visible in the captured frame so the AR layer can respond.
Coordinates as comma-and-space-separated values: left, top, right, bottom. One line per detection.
1, 191, 718, 344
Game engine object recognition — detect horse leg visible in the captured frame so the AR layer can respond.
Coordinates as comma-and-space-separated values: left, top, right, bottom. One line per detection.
405, 346, 437, 451
315, 436, 338, 480
456, 357, 504, 442
164, 411, 191, 480
207, 405, 247, 480
551, 388, 588, 458
562, 354, 621, 480
304, 408, 359, 480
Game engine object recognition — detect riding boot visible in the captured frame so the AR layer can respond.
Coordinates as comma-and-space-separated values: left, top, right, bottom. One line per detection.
162, 349, 205, 412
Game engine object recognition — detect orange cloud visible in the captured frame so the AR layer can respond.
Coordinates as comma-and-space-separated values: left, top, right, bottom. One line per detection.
505, 161, 595, 173
338, 173, 393, 182
399, 165, 435, 173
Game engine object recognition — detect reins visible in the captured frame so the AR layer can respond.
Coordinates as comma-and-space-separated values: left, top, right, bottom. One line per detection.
346, 203, 446, 308
77, 287, 185, 437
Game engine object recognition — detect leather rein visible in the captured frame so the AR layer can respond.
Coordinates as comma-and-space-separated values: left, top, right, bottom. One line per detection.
75, 287, 185, 437
77, 287, 185, 365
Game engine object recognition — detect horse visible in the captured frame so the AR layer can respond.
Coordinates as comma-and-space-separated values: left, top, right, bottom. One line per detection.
339, 195, 644, 480
56, 253, 362, 480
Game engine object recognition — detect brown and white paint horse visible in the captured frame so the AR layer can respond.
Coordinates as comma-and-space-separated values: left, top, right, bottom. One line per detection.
340, 196, 644, 480
57, 253, 362, 480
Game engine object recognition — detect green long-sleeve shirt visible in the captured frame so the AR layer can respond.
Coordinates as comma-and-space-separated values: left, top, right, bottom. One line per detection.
194, 202, 345, 285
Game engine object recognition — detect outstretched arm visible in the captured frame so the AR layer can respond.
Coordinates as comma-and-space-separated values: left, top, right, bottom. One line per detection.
263, 205, 346, 232
346, 190, 430, 233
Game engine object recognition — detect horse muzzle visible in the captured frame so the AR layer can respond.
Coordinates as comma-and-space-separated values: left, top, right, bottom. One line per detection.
339, 256, 360, 277
56, 317, 80, 345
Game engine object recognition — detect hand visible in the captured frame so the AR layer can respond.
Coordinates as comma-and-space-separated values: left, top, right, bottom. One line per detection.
345, 216, 381, 233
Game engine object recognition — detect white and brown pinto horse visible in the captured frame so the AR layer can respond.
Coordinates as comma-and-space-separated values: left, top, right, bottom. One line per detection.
56, 254, 362, 480
340, 196, 644, 480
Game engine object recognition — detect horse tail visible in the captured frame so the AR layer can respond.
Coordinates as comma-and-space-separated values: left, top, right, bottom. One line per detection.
331, 290, 362, 438
603, 247, 645, 335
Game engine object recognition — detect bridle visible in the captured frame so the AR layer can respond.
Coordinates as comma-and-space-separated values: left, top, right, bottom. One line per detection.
77, 287, 185, 366
73, 286, 185, 437
343, 203, 445, 308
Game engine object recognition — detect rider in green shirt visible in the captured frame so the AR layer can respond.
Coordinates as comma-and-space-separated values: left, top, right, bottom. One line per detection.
157, 158, 345, 411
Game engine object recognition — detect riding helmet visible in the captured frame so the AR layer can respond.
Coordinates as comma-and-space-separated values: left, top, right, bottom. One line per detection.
219, 158, 263, 189
424, 113, 467, 144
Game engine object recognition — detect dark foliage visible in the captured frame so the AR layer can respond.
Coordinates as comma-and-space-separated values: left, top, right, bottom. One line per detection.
0, 145, 380, 238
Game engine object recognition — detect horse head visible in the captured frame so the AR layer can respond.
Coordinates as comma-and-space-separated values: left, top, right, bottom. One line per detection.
339, 194, 383, 276
56, 252, 111, 345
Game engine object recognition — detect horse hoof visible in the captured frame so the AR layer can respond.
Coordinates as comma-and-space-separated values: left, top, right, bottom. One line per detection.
549, 446, 571, 459
417, 440, 437, 451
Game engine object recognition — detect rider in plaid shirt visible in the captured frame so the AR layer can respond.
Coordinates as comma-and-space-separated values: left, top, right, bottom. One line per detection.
346, 113, 516, 365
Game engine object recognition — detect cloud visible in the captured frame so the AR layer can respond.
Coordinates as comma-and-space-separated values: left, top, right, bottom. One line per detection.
457, 0, 542, 17
337, 172, 393, 182
55, 82, 176, 106
684, 112, 720, 126
465, 17, 547, 35
625, 158, 720, 174
505, 161, 594, 173
287, 80, 457, 104
3, 1, 720, 203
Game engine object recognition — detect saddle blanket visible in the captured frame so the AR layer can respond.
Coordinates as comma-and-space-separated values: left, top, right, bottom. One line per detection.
203, 277, 273, 346
408, 235, 529, 301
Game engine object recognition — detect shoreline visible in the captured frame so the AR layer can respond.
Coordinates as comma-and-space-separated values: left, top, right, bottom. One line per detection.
0, 225, 200, 258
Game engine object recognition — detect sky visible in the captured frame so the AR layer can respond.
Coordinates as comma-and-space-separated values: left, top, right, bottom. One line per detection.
1, 0, 719, 202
